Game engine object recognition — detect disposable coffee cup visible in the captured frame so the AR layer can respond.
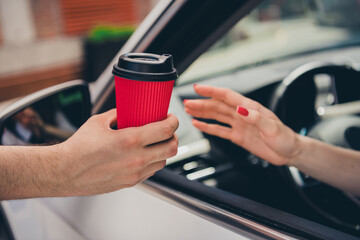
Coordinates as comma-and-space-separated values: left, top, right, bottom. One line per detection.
112, 53, 178, 129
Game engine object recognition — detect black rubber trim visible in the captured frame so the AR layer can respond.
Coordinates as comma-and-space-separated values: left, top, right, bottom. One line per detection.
0, 205, 14, 240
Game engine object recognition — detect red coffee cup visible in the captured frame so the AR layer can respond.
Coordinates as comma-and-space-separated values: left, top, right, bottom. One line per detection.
112, 53, 178, 129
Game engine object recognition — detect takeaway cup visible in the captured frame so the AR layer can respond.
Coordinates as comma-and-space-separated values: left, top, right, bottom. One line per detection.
112, 53, 178, 129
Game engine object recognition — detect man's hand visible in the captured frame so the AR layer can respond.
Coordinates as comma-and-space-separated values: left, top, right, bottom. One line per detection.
0, 109, 178, 199
58, 109, 179, 196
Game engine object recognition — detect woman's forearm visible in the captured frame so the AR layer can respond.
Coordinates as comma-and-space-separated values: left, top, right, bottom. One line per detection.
290, 135, 360, 195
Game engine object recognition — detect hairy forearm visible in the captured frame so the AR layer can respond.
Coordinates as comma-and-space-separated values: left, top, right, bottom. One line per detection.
290, 135, 360, 195
0, 145, 66, 200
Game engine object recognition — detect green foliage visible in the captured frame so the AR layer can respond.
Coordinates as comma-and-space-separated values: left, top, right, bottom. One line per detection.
88, 25, 135, 42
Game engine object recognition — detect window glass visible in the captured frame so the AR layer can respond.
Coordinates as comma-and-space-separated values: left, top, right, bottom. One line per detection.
179, 0, 360, 84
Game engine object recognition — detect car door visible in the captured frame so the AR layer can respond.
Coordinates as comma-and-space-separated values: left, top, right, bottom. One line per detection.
89, 0, 360, 239
2, 0, 360, 239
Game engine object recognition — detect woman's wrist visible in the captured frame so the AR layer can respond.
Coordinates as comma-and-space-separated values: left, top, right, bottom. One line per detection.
287, 134, 309, 167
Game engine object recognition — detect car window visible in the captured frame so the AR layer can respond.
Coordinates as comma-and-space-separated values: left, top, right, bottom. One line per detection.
178, 0, 360, 84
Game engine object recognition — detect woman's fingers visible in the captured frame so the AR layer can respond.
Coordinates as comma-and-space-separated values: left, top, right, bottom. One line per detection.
236, 106, 297, 163
184, 99, 234, 124
192, 117, 284, 165
237, 106, 280, 138
194, 85, 243, 106
192, 119, 232, 140
185, 99, 234, 116
185, 107, 233, 125
193, 85, 278, 120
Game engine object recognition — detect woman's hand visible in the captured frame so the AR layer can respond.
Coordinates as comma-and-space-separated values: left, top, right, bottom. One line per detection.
184, 85, 301, 166
185, 85, 360, 195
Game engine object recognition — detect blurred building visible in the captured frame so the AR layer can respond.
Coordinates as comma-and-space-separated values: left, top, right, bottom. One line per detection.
0, 0, 156, 101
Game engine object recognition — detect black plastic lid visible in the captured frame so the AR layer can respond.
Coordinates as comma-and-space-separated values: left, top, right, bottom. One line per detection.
112, 53, 178, 81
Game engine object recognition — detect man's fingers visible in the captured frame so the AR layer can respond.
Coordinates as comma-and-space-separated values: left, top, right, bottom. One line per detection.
192, 119, 232, 140
98, 109, 117, 128
141, 160, 166, 178
123, 161, 166, 187
145, 135, 178, 164
130, 114, 179, 146
135, 161, 166, 185
138, 172, 156, 184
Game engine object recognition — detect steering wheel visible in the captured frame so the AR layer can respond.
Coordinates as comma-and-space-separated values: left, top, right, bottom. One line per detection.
269, 61, 360, 234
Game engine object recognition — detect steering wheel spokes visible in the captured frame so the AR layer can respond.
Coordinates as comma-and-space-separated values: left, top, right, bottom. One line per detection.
318, 99, 360, 119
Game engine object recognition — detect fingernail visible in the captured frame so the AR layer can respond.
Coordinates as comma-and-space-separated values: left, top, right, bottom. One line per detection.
192, 119, 198, 124
237, 106, 249, 116
183, 99, 188, 104
193, 84, 197, 87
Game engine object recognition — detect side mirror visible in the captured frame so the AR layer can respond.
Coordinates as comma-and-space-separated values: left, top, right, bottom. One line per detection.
0, 80, 91, 146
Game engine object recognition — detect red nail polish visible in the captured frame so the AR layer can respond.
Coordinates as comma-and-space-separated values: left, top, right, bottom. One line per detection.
183, 99, 188, 104
237, 106, 249, 116
193, 84, 197, 87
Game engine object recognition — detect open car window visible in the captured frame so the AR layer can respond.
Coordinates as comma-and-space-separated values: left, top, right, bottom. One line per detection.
163, 0, 360, 238
179, 0, 360, 84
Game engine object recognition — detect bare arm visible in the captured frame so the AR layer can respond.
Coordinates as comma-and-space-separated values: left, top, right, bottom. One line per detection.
0, 109, 179, 200
293, 136, 360, 195
184, 84, 360, 195
0, 145, 64, 199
